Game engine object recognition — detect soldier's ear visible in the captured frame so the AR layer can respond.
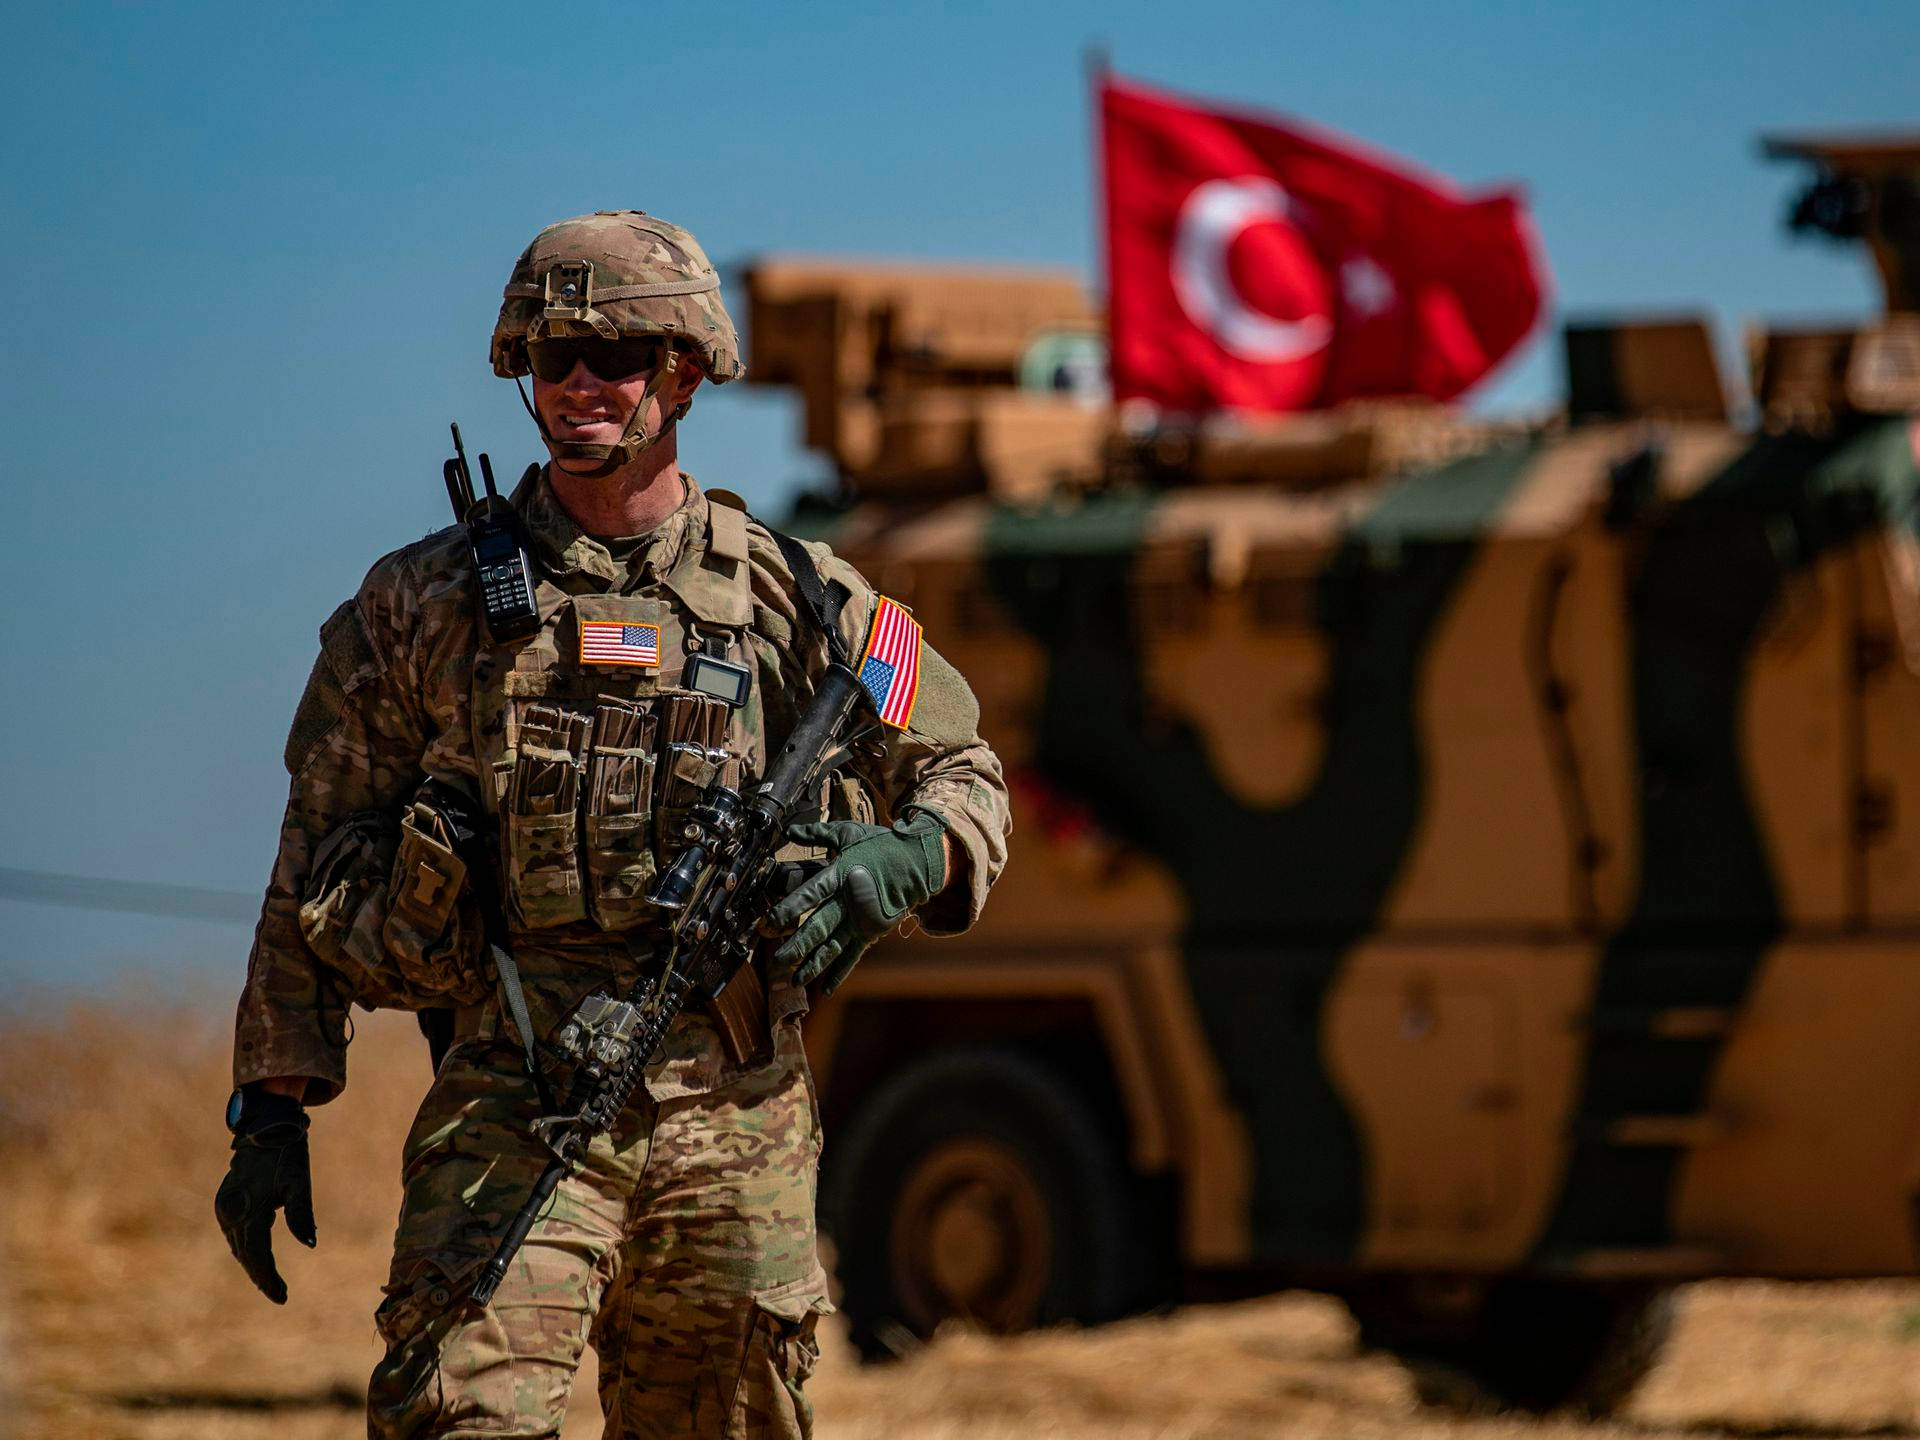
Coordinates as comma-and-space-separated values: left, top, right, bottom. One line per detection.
670, 356, 705, 407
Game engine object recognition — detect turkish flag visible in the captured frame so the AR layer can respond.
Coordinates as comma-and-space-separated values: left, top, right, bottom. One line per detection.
1101, 76, 1547, 413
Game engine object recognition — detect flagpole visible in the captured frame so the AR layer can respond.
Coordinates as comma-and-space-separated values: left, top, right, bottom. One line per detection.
1085, 41, 1114, 419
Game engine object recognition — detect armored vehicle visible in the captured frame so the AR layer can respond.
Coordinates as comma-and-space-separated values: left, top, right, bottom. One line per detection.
753, 135, 1920, 1412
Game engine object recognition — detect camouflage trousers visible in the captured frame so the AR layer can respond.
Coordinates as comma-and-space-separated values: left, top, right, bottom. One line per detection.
367, 1019, 831, 1439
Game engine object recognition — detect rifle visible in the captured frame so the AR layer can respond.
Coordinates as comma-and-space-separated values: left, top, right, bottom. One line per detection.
469, 659, 870, 1305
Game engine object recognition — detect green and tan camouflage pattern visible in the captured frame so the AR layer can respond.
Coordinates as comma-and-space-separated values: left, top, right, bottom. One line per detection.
491, 211, 744, 383
815, 410, 1920, 1282
368, 1020, 829, 1438
231, 471, 1009, 1105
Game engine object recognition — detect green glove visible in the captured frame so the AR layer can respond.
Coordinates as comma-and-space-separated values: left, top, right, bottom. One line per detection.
214, 1096, 315, 1305
771, 811, 948, 994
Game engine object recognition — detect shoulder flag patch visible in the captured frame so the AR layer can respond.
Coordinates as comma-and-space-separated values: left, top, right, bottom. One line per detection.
858, 595, 922, 729
581, 620, 659, 667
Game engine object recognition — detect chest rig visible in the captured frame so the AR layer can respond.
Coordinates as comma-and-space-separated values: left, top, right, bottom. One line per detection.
467, 494, 762, 943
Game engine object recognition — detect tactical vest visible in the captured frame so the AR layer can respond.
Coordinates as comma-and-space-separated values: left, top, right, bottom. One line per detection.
304, 490, 859, 1084
470, 494, 760, 940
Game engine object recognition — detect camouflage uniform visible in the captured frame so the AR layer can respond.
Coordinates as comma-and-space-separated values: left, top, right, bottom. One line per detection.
232, 467, 1010, 1437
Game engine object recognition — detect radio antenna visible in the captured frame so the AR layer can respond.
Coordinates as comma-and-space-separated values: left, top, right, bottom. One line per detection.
446, 424, 477, 512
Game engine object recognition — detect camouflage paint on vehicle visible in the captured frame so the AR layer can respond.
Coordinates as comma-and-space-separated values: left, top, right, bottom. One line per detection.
982, 440, 1544, 1263
811, 411, 1920, 1286
1534, 423, 1894, 1263
743, 131, 1920, 1408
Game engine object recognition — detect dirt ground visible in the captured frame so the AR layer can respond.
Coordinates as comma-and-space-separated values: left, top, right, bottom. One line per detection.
6, 1004, 1920, 1440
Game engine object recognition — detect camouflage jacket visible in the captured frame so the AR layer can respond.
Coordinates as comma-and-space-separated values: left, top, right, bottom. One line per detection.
233, 471, 1010, 1104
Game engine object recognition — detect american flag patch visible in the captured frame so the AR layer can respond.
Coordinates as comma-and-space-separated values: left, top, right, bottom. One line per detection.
580, 621, 660, 667
858, 595, 922, 729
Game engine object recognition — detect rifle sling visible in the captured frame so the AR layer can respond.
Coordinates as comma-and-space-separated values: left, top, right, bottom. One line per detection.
490, 940, 554, 1111
768, 529, 851, 665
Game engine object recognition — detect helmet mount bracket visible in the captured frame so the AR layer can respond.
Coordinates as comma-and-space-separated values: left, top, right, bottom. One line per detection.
540, 261, 620, 340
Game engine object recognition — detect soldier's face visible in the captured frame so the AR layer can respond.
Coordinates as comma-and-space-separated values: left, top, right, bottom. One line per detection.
532, 354, 701, 470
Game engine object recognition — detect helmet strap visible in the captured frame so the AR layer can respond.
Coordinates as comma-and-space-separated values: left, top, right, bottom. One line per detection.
515, 349, 687, 481
610, 348, 684, 462
514, 374, 553, 445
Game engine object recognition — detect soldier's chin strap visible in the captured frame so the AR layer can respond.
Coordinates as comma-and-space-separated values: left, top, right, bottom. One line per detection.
514, 348, 692, 480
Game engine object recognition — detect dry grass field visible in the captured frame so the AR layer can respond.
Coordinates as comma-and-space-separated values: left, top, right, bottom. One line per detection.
6, 1002, 1920, 1440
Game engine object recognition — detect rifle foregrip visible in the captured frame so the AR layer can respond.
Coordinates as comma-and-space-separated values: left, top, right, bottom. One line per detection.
470, 1160, 566, 1305
758, 662, 864, 812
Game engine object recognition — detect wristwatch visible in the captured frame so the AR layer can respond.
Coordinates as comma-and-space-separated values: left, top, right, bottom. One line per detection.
224, 1085, 305, 1135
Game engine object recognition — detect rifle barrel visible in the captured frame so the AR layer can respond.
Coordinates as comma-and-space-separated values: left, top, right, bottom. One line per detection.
471, 1160, 565, 1304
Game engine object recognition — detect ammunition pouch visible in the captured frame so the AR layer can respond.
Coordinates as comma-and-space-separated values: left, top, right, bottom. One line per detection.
503, 703, 591, 929
582, 700, 659, 930
297, 810, 403, 1005
388, 795, 492, 1006
499, 691, 748, 935
297, 801, 489, 1012
655, 693, 742, 853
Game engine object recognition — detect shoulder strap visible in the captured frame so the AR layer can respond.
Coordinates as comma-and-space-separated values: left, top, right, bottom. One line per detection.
768, 528, 852, 668
705, 499, 750, 566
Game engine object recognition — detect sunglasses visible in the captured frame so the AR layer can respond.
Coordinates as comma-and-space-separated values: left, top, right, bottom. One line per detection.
526, 337, 668, 384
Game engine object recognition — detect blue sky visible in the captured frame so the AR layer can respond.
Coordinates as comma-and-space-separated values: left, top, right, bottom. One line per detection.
3, 0, 1915, 994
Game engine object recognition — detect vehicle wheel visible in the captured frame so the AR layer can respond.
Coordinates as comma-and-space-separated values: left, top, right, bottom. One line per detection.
1351, 1278, 1673, 1416
820, 1046, 1172, 1358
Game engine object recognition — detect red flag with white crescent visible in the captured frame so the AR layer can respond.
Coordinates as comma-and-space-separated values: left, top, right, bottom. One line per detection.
1100, 75, 1548, 414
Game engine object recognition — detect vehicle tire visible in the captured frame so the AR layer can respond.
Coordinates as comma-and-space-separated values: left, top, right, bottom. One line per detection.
1351, 1277, 1673, 1417
820, 1045, 1173, 1359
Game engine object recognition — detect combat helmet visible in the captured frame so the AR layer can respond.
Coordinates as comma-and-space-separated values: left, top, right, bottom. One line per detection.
492, 210, 742, 470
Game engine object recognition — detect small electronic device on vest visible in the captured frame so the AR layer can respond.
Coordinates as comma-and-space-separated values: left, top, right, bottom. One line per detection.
443, 423, 541, 643
684, 636, 753, 708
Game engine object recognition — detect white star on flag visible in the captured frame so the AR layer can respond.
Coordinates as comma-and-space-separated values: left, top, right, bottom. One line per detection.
1340, 255, 1397, 318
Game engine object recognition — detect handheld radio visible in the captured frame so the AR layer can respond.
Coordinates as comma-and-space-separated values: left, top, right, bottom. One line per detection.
443, 424, 541, 643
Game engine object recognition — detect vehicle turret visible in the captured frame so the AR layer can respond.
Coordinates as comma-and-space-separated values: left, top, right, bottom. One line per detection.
1752, 133, 1920, 430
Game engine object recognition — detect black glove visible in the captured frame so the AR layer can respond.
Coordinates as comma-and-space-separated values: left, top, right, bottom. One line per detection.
770, 811, 948, 995
215, 1090, 315, 1305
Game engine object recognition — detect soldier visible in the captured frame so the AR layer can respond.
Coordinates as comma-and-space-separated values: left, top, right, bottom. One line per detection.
213, 211, 1011, 1438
